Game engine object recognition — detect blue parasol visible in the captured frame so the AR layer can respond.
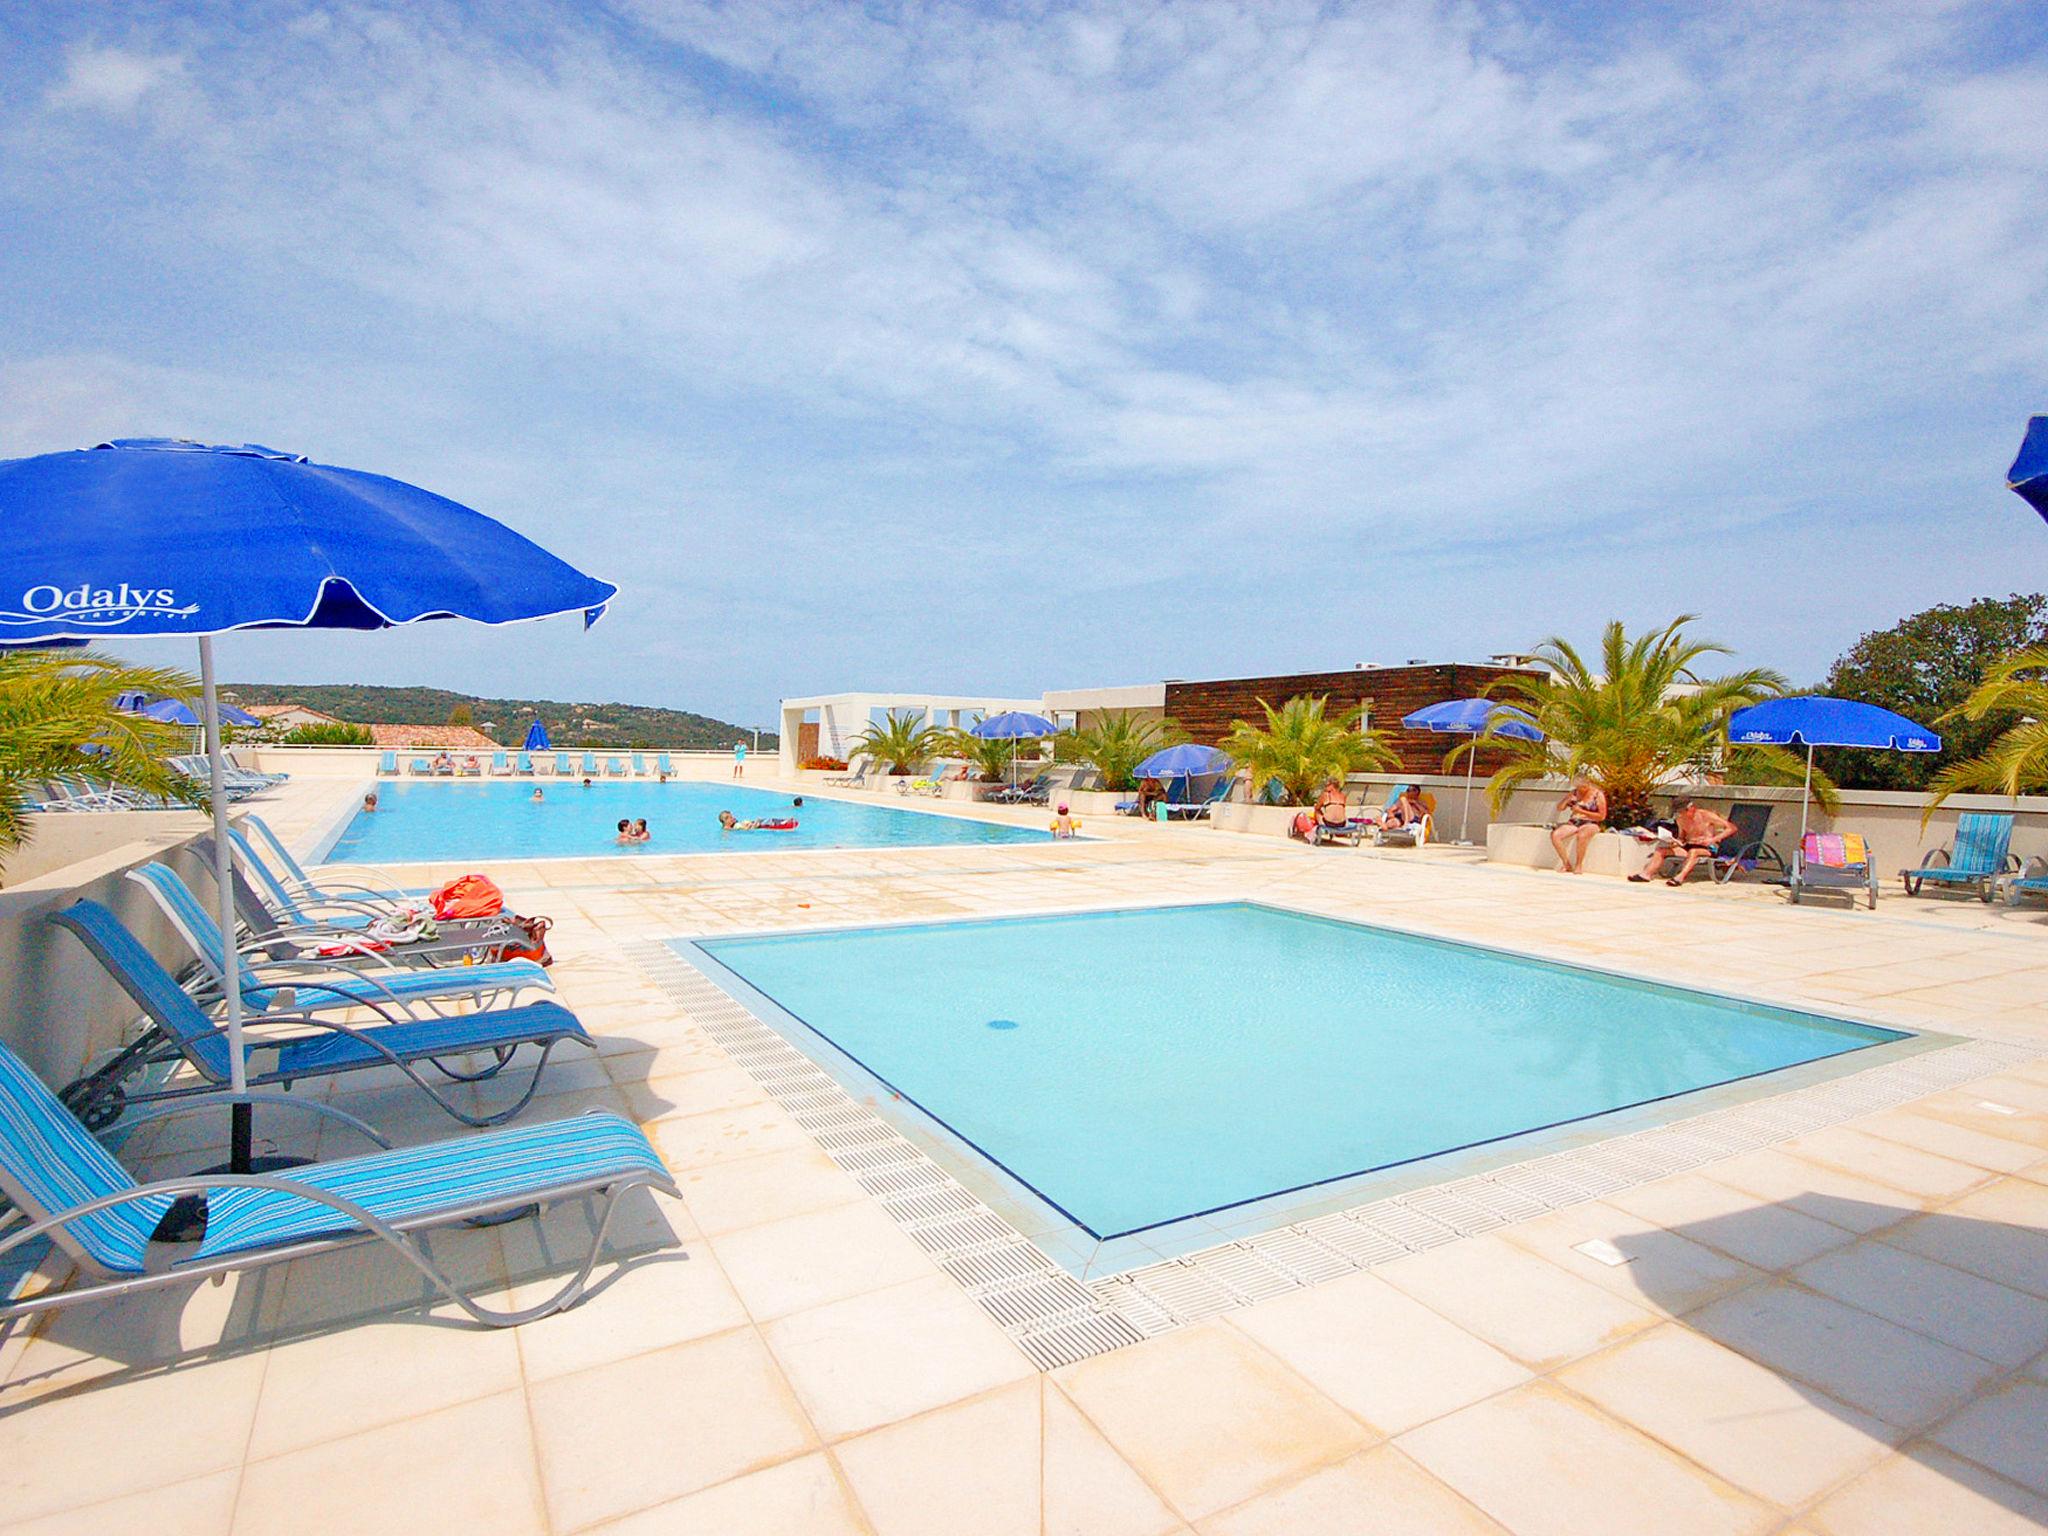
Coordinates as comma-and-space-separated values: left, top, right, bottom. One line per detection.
1402, 698, 1546, 844
138, 696, 261, 727
523, 719, 551, 752
2010, 415, 2048, 521
0, 438, 616, 1175
1134, 743, 1231, 781
971, 711, 1056, 788
1727, 696, 1941, 849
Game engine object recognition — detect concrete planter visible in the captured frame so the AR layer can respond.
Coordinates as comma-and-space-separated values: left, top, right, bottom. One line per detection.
1487, 823, 1656, 878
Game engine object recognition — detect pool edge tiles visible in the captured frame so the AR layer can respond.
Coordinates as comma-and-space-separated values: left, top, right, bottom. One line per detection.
691, 902, 1911, 1243
627, 932, 2028, 1370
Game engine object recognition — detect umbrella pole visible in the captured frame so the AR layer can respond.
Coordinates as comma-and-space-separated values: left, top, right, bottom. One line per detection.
1799, 742, 1814, 851
1460, 731, 1476, 845
200, 638, 253, 1173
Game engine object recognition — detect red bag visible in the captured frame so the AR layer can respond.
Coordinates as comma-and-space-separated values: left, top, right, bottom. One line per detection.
493, 915, 553, 968
430, 873, 504, 921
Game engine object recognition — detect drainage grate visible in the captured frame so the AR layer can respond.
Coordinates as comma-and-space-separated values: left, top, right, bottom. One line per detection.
627, 938, 2041, 1372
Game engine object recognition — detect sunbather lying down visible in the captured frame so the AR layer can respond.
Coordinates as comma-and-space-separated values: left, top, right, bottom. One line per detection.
718, 810, 797, 831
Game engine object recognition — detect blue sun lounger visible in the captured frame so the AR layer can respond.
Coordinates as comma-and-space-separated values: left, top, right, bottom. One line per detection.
52, 899, 592, 1130
1902, 811, 2016, 901
656, 753, 673, 776
126, 862, 552, 1018
378, 752, 398, 775
0, 1037, 675, 1328
240, 815, 421, 904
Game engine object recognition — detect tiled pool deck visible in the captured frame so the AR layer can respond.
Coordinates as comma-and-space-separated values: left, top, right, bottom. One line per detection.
3, 776, 2046, 1534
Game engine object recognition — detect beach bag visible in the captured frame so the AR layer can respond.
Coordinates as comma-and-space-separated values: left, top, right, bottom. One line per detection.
494, 915, 553, 968
430, 873, 504, 921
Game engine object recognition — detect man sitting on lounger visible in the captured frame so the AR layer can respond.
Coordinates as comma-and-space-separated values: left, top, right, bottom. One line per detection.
1631, 799, 1736, 886
1308, 779, 1350, 844
1384, 785, 1428, 833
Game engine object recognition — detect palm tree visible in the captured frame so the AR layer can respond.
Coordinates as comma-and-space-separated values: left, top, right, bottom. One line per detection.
1219, 695, 1397, 806
0, 648, 205, 859
941, 726, 1028, 783
1477, 616, 1803, 827
846, 709, 944, 775
1059, 711, 1186, 792
1922, 646, 2048, 815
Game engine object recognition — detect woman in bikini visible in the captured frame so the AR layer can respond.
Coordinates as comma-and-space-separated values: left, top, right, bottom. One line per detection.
1550, 777, 1606, 873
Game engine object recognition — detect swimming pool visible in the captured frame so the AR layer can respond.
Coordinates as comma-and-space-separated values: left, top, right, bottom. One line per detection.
694, 903, 1905, 1241
320, 780, 1056, 863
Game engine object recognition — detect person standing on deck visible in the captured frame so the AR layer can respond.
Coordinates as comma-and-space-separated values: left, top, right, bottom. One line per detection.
732, 740, 747, 779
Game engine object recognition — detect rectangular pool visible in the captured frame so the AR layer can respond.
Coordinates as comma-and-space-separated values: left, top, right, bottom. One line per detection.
321, 780, 1056, 863
696, 903, 1905, 1240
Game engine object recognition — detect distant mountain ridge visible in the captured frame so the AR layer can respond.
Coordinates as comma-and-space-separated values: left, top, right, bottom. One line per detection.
223, 682, 774, 751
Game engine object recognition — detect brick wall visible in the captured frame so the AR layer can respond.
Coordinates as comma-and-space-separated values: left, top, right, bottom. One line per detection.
1163, 664, 1539, 775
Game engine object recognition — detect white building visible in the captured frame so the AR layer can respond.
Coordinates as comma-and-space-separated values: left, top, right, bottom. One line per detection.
778, 691, 1045, 773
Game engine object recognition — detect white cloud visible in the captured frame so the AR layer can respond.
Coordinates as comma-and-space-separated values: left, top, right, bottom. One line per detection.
44, 43, 183, 113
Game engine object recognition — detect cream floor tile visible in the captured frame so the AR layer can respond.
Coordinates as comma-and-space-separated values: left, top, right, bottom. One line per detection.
1702, 1148, 1926, 1234
1396, 1381, 1772, 1536
709, 1199, 936, 1322
0, 1467, 238, 1536
649, 1103, 814, 1170
626, 1065, 768, 1123
1928, 1379, 2048, 1496
834, 1380, 1041, 1536
1041, 1381, 1183, 1536
1605, 1172, 1862, 1272
1779, 1126, 2002, 1202
1053, 1321, 1370, 1522
1495, 1197, 1765, 1315
1557, 1323, 1894, 1506
676, 1147, 865, 1235
528, 1328, 816, 1531
762, 1273, 1032, 1441
1852, 1106, 2046, 1174
1792, 1238, 2048, 1367
1879, 1180, 2048, 1298
0, 1352, 266, 1526
583, 1453, 867, 1535
510, 1245, 750, 1383
1688, 1281, 2003, 1432
1378, 1232, 1659, 1370
233, 1389, 548, 1536
1805, 1447, 2048, 1536
1226, 1270, 1529, 1436
246, 1312, 522, 1460
1197, 1445, 1507, 1536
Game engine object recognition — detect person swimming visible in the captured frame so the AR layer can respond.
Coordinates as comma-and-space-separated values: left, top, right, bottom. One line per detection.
719, 810, 796, 831
615, 818, 635, 845
1050, 802, 1080, 838
631, 817, 650, 843
361, 791, 379, 813
792, 796, 804, 807
581, 777, 593, 788
530, 787, 544, 803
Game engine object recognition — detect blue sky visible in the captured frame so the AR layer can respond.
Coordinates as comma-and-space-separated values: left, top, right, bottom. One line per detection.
2, 1, 2044, 729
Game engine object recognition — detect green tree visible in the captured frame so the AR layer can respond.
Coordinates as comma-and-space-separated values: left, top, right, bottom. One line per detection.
1816, 594, 2048, 791
849, 709, 945, 774
1219, 695, 1395, 806
1479, 616, 1799, 827
943, 725, 1033, 783
281, 721, 373, 746
1058, 711, 1186, 792
1922, 647, 2048, 815
0, 649, 206, 860
447, 701, 475, 727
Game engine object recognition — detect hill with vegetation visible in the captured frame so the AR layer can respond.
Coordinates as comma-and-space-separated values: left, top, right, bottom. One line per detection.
223, 682, 774, 751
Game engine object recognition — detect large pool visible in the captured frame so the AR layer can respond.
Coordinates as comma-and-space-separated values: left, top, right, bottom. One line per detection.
695, 903, 1905, 1240
320, 780, 1055, 863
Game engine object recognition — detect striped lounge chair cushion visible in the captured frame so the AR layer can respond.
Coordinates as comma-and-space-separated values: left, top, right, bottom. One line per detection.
196, 1111, 667, 1259
0, 1045, 164, 1274
186, 1000, 588, 1081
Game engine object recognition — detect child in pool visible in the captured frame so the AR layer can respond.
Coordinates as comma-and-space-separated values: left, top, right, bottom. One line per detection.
1050, 803, 1081, 838
631, 818, 651, 843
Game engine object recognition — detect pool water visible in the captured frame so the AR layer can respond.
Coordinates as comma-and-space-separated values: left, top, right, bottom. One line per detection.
697, 903, 1903, 1239
321, 780, 1055, 863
